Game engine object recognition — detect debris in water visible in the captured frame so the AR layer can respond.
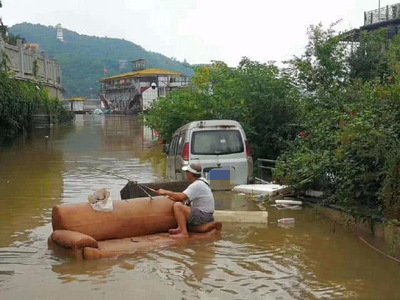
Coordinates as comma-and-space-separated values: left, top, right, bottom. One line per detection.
277, 218, 295, 224
277, 218, 295, 228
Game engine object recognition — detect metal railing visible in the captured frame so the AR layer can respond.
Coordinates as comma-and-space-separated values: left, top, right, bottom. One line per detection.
255, 158, 276, 183
364, 3, 400, 26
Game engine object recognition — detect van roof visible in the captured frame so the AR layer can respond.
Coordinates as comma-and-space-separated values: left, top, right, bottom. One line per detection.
174, 120, 243, 134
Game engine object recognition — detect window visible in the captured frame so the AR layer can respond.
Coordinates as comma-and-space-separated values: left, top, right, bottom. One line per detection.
191, 130, 244, 155
169, 136, 178, 155
176, 133, 186, 154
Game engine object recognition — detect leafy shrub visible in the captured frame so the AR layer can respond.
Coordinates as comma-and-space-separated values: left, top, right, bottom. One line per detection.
0, 72, 73, 144
380, 141, 400, 220
274, 24, 400, 219
145, 58, 300, 159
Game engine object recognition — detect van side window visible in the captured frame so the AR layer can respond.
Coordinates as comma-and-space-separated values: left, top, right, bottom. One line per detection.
169, 136, 178, 155
176, 133, 186, 155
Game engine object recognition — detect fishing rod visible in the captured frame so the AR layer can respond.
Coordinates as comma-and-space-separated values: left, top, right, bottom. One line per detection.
73, 161, 156, 199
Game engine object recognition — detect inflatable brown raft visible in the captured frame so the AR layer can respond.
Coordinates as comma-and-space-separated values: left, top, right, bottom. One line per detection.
49, 196, 221, 260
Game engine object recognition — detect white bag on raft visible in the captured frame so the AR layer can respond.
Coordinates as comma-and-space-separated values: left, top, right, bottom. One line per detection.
88, 188, 113, 212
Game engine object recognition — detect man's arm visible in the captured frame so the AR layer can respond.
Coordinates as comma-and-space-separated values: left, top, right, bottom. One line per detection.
156, 189, 188, 202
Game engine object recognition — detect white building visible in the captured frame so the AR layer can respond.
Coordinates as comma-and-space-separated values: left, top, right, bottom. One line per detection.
56, 24, 64, 42
100, 67, 190, 114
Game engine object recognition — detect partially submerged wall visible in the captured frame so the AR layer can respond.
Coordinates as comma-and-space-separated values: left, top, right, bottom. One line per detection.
0, 38, 63, 99
310, 204, 400, 260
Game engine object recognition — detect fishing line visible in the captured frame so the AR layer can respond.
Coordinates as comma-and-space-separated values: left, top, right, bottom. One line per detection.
72, 160, 156, 200
359, 236, 400, 264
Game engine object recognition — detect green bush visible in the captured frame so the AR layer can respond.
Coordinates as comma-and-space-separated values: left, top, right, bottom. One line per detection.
0, 72, 73, 144
380, 141, 400, 220
145, 58, 300, 159
274, 24, 400, 219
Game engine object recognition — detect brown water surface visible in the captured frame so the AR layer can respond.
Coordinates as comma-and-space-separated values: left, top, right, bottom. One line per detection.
0, 115, 399, 299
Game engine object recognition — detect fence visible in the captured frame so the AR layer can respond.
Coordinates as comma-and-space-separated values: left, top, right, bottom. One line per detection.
364, 3, 400, 26
0, 38, 63, 98
255, 158, 276, 183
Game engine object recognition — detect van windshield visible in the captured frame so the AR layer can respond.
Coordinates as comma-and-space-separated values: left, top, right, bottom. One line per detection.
191, 130, 244, 155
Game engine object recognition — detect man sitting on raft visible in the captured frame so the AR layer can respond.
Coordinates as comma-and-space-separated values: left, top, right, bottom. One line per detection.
157, 163, 222, 238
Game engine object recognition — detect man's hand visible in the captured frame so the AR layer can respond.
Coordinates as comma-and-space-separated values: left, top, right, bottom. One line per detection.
156, 188, 168, 196
156, 189, 187, 202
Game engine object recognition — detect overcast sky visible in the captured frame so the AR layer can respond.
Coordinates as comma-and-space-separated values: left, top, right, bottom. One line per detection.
1, 0, 399, 66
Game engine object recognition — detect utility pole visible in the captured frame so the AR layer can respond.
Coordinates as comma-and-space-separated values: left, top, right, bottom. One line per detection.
378, 0, 381, 21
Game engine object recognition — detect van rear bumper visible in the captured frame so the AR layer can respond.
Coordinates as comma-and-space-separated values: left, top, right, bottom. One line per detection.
201, 161, 250, 186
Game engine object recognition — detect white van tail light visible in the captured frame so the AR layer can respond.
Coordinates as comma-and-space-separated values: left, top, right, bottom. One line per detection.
245, 140, 251, 157
182, 142, 190, 161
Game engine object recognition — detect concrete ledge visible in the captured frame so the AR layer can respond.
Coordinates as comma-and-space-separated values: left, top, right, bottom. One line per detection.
309, 203, 400, 258
214, 210, 268, 223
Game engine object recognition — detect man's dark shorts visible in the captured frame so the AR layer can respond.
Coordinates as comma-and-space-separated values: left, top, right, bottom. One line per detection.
188, 208, 214, 227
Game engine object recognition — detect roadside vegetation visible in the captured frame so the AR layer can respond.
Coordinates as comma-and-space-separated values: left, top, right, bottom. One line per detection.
0, 3, 73, 145
145, 58, 300, 160
146, 24, 400, 221
274, 24, 400, 221
0, 71, 74, 145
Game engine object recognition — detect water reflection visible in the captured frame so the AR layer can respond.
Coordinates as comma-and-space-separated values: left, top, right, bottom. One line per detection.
46, 215, 400, 299
1, 115, 400, 300
0, 128, 66, 246
0, 116, 165, 246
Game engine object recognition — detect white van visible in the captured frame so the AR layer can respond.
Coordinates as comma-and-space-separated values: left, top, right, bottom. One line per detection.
166, 120, 253, 189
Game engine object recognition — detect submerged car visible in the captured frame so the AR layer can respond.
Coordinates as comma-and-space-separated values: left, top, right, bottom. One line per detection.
166, 120, 253, 189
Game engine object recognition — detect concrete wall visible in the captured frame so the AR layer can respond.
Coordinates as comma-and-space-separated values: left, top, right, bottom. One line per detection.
311, 204, 400, 259
0, 38, 63, 99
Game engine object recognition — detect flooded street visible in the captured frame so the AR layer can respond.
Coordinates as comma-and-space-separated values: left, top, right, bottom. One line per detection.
0, 115, 399, 299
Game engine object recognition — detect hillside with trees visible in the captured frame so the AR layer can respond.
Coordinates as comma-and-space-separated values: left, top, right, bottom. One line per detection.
9, 23, 194, 98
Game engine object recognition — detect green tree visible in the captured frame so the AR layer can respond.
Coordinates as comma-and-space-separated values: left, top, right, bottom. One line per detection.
145, 58, 300, 159
380, 141, 400, 220
288, 22, 349, 92
0, 71, 73, 144
348, 29, 391, 83
275, 23, 400, 219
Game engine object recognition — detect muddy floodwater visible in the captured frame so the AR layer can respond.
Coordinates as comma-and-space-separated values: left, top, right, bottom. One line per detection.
0, 115, 399, 300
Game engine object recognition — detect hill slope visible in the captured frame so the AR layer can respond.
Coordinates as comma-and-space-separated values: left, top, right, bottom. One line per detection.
10, 23, 194, 97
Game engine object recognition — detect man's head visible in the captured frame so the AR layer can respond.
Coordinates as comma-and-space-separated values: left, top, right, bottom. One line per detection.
182, 163, 202, 179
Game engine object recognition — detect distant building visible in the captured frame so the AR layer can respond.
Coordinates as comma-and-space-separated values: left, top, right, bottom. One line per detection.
0, 38, 63, 99
56, 24, 64, 42
132, 59, 146, 71
344, 2, 400, 40
100, 61, 190, 114
63, 97, 101, 113
64, 97, 85, 113
84, 98, 101, 111
363, 3, 400, 29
